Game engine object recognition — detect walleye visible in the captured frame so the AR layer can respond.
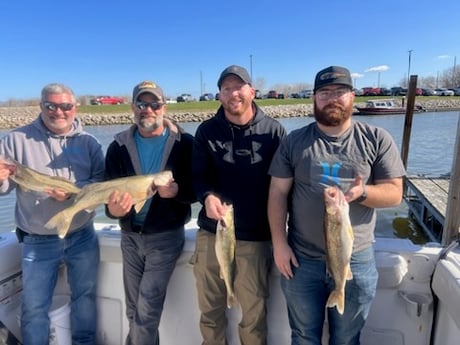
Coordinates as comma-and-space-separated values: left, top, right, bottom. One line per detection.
1, 157, 81, 195
324, 186, 354, 315
45, 171, 173, 238
215, 203, 237, 308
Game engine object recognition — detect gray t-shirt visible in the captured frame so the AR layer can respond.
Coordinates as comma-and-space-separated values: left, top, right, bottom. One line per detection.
268, 120, 406, 258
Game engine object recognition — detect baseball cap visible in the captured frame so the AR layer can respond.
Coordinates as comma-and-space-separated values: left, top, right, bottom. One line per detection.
314, 66, 353, 92
217, 65, 252, 89
132, 81, 165, 102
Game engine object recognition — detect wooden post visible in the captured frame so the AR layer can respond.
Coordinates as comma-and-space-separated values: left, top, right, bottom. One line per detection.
400, 75, 418, 169
441, 116, 460, 245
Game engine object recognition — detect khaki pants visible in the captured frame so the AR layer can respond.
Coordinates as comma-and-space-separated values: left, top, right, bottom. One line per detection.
192, 229, 272, 345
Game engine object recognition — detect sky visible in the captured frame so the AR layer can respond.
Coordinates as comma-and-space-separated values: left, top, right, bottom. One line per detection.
1, 0, 459, 101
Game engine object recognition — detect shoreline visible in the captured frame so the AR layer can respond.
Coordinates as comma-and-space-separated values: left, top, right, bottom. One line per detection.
0, 99, 459, 129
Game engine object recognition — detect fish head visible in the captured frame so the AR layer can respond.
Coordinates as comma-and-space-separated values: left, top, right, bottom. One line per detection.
324, 186, 348, 214
220, 203, 234, 228
151, 170, 173, 187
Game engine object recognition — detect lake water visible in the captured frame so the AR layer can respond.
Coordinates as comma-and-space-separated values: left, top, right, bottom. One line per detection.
0, 111, 459, 242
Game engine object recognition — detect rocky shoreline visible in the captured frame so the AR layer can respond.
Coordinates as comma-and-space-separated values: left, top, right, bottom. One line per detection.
0, 99, 459, 130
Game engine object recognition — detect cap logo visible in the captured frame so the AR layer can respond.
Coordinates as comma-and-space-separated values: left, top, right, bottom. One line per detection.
319, 72, 348, 81
138, 81, 157, 89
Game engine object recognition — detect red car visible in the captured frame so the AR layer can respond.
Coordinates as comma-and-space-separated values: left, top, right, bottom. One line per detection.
90, 96, 125, 105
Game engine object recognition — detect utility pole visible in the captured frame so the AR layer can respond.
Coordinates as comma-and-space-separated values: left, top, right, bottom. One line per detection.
407, 50, 413, 87
249, 54, 253, 80
200, 71, 203, 95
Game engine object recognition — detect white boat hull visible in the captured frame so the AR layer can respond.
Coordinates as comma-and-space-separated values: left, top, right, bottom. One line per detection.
1, 222, 459, 345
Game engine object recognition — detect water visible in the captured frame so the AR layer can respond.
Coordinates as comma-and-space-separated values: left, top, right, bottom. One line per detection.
0, 111, 458, 241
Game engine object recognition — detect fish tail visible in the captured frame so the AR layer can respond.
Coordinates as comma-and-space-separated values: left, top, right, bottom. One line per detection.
45, 210, 73, 239
327, 290, 345, 315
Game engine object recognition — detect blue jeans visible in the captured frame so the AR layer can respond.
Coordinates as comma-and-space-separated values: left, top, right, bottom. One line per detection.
21, 225, 100, 345
281, 247, 378, 345
121, 228, 184, 345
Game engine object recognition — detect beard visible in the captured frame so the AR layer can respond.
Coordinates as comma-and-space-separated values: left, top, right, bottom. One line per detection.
135, 115, 162, 132
313, 101, 354, 127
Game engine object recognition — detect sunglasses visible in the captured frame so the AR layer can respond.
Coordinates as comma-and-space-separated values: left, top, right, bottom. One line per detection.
135, 101, 164, 110
42, 101, 75, 112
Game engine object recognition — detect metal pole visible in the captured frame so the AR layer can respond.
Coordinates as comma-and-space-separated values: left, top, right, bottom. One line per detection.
200, 71, 203, 95
250, 54, 253, 80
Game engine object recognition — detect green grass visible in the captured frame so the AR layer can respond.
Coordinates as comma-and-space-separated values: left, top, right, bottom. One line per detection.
78, 96, 445, 114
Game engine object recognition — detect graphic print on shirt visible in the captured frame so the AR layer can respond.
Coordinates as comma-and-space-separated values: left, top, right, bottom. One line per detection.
211, 140, 262, 164
319, 161, 343, 185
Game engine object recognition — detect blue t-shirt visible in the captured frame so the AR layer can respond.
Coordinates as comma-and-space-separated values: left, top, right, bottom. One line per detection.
133, 128, 169, 224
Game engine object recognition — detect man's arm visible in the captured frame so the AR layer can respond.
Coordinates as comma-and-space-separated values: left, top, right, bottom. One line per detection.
268, 176, 298, 279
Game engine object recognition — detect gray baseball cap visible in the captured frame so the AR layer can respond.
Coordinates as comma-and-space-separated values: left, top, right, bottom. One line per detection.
217, 65, 252, 89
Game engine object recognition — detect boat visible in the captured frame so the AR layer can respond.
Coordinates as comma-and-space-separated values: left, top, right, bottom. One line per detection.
354, 99, 425, 115
0, 219, 460, 345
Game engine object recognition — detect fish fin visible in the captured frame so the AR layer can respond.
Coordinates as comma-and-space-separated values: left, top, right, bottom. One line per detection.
346, 265, 353, 280
227, 293, 238, 309
134, 200, 147, 213
45, 210, 73, 239
326, 290, 345, 315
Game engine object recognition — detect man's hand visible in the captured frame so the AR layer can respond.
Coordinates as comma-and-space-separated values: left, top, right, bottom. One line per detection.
107, 190, 133, 217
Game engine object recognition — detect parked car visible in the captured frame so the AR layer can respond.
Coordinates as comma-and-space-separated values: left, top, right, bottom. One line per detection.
176, 93, 193, 102
390, 87, 407, 96
215, 93, 220, 100
452, 88, 460, 96
255, 90, 263, 99
90, 95, 125, 105
199, 93, 214, 101
353, 88, 363, 96
379, 88, 392, 96
299, 89, 313, 98
362, 87, 381, 96
267, 90, 278, 99
165, 97, 177, 104
435, 88, 454, 96
421, 88, 435, 96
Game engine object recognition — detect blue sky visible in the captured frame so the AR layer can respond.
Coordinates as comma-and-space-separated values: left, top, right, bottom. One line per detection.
1, 0, 459, 101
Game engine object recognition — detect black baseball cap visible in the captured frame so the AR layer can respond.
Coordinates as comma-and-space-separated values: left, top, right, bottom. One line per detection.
314, 66, 353, 92
217, 65, 252, 89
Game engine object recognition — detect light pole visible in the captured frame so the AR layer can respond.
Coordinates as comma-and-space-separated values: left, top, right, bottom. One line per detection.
249, 54, 253, 80
407, 50, 413, 87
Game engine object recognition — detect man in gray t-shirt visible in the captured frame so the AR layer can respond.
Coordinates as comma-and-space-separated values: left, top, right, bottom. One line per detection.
268, 66, 406, 345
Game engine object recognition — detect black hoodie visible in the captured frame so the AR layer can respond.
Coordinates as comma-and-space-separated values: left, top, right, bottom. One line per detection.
192, 103, 286, 241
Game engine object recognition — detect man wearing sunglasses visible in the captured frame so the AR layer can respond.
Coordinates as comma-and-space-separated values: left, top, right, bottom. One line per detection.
0, 83, 105, 344
104, 80, 195, 345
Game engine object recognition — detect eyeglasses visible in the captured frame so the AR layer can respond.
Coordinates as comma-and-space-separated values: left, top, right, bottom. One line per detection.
42, 101, 75, 112
315, 88, 351, 101
135, 101, 164, 110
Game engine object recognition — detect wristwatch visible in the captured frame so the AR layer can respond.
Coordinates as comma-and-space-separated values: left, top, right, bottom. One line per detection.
355, 184, 367, 203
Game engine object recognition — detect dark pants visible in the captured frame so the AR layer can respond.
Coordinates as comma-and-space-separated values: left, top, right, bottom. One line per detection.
121, 228, 184, 345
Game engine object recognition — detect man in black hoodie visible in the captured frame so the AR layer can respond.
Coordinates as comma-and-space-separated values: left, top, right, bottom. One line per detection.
192, 65, 286, 345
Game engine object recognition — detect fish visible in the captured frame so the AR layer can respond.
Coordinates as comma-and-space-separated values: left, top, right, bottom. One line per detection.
45, 171, 173, 238
323, 185, 354, 315
215, 203, 237, 308
1, 157, 81, 195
